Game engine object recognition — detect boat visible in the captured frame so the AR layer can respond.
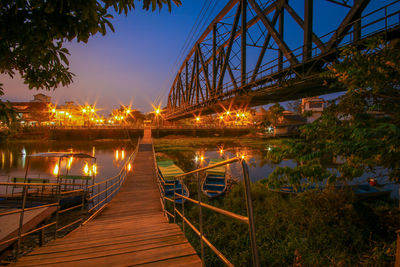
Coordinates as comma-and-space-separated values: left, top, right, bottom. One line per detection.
156, 160, 189, 203
268, 184, 391, 199
3, 152, 96, 208
351, 184, 392, 199
201, 158, 227, 198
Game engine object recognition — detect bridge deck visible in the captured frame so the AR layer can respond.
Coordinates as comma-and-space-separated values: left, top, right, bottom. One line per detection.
14, 129, 201, 266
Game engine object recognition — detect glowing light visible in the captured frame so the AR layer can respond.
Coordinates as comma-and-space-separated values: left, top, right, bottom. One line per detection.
91, 118, 94, 121
59, 111, 65, 114
241, 155, 246, 159
196, 117, 200, 122
53, 164, 59, 176
236, 113, 240, 117
82, 109, 87, 113
219, 116, 224, 120
127, 163, 132, 171
115, 150, 119, 160
194, 155, 199, 162
92, 164, 97, 175
69, 115, 72, 119
241, 113, 245, 117
226, 111, 230, 115
114, 116, 118, 120
155, 109, 160, 115
200, 156, 204, 162
83, 163, 89, 175
126, 110, 131, 114
51, 109, 56, 113
66, 112, 69, 116
67, 157, 73, 169
91, 109, 95, 113
121, 150, 125, 160
219, 149, 224, 154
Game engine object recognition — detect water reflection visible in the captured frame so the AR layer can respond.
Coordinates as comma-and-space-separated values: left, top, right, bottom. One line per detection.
0, 140, 137, 183
155, 139, 398, 199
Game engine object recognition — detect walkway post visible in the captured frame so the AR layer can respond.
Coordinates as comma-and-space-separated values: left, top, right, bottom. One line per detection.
241, 159, 260, 267
173, 179, 176, 223
197, 169, 205, 266
182, 181, 185, 236
16, 157, 30, 257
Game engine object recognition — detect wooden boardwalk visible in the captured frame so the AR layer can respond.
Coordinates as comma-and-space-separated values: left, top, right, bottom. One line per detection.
14, 129, 201, 266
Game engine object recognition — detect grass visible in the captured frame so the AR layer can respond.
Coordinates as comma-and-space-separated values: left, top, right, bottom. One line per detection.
155, 137, 399, 266
168, 182, 399, 266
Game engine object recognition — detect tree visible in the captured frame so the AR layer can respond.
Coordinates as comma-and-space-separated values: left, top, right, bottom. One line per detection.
265, 37, 400, 188
262, 103, 284, 127
0, 0, 181, 93
0, 100, 17, 127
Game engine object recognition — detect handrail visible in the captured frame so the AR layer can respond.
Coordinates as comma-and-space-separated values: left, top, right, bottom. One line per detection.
83, 138, 140, 223
0, 138, 141, 259
174, 157, 240, 179
175, 193, 249, 223
152, 142, 260, 266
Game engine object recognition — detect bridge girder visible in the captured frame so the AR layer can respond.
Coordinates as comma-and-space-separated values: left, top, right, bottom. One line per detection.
165, 0, 400, 121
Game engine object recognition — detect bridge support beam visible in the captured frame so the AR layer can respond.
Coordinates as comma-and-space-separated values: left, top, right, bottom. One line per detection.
241, 0, 247, 87
303, 0, 313, 61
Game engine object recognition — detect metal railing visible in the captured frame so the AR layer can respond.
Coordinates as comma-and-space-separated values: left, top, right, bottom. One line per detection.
83, 142, 140, 225
0, 182, 86, 258
0, 140, 140, 260
152, 143, 260, 266
166, 0, 400, 119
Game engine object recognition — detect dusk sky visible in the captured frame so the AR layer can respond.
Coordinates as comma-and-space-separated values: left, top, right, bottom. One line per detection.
0, 0, 393, 114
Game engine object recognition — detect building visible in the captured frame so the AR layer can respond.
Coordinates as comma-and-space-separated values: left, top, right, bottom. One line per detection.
10, 94, 52, 126
31, 93, 51, 103
11, 102, 50, 126
273, 111, 307, 136
301, 97, 325, 123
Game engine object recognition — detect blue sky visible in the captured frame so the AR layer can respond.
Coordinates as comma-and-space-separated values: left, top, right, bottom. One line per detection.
0, 0, 395, 114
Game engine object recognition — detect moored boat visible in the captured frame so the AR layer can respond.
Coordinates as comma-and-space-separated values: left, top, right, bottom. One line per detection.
156, 160, 189, 203
201, 158, 227, 198
268, 184, 391, 199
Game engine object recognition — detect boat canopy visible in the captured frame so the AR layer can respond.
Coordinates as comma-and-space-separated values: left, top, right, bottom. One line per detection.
157, 160, 184, 180
205, 158, 226, 176
28, 152, 95, 159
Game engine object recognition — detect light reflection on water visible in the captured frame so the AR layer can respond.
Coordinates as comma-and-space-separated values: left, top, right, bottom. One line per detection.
0, 140, 138, 184
159, 144, 399, 199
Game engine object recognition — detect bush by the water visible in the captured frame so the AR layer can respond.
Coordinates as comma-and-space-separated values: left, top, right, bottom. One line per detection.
172, 182, 399, 266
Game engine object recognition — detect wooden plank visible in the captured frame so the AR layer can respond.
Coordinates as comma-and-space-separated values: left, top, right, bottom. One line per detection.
15, 134, 201, 266
18, 235, 188, 261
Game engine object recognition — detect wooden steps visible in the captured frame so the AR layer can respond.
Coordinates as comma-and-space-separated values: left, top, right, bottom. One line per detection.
14, 132, 201, 266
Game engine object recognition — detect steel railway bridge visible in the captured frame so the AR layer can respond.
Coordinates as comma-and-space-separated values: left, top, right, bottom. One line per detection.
165, 0, 400, 120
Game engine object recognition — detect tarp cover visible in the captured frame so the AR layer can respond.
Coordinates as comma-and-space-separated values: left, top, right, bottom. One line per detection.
157, 160, 184, 180
205, 158, 226, 176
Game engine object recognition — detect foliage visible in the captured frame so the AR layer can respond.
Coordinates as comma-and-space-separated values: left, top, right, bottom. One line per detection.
265, 37, 400, 188
261, 103, 284, 127
0, 0, 181, 93
172, 182, 399, 266
0, 100, 17, 127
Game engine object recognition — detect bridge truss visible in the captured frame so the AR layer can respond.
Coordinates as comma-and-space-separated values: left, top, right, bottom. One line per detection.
165, 0, 400, 120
